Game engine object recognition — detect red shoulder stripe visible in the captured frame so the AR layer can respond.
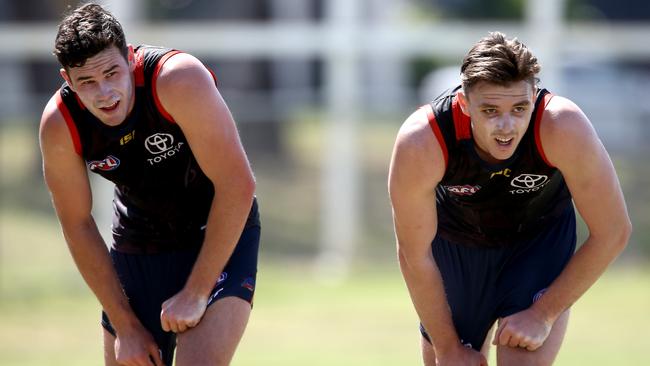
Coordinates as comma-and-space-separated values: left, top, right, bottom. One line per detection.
534, 93, 554, 167
134, 48, 145, 87
74, 94, 86, 110
207, 68, 218, 86
55, 91, 82, 156
451, 97, 471, 140
152, 50, 182, 123
423, 104, 448, 168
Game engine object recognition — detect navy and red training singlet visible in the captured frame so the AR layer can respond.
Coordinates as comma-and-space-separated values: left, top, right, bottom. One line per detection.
56, 45, 259, 252
425, 86, 572, 248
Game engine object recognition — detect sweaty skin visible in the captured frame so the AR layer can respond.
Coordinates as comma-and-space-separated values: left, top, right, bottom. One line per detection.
60, 46, 136, 127
457, 81, 535, 164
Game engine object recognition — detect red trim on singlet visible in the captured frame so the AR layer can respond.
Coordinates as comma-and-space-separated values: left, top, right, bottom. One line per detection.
207, 67, 218, 86
534, 93, 555, 167
73, 94, 86, 110
451, 97, 471, 140
55, 91, 82, 156
134, 49, 145, 87
151, 50, 183, 123
423, 104, 448, 168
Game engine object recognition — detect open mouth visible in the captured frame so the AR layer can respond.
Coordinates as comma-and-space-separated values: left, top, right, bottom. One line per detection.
495, 136, 514, 146
100, 100, 119, 112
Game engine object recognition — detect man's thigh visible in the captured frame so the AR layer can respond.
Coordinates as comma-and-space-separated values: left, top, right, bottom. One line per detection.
495, 208, 576, 318
421, 324, 495, 366
102, 248, 197, 364
174, 224, 259, 365
496, 310, 570, 366
103, 329, 120, 366
175, 297, 251, 366
429, 236, 503, 350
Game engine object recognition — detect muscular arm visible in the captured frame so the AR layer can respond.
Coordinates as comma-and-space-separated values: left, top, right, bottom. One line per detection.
389, 109, 485, 364
155, 54, 255, 332
40, 96, 163, 365
494, 96, 632, 350
531, 96, 632, 323
39, 96, 139, 331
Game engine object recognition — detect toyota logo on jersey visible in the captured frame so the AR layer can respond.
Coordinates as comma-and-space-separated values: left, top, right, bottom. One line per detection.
510, 174, 549, 194
145, 133, 175, 154
87, 155, 120, 171
144, 133, 184, 166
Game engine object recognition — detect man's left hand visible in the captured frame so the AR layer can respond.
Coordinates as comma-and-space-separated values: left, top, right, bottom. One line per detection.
492, 308, 552, 351
160, 289, 209, 333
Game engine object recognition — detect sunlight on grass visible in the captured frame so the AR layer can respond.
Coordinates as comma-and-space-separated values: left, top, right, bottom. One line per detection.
1, 207, 649, 365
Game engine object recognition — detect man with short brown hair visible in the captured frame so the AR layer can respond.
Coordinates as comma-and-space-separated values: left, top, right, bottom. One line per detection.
389, 32, 631, 365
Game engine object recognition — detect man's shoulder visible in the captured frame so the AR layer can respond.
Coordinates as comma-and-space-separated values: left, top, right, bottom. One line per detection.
541, 95, 592, 135
398, 107, 436, 152
155, 52, 211, 91
40, 92, 66, 136
392, 106, 446, 183
40, 91, 80, 157
539, 95, 598, 167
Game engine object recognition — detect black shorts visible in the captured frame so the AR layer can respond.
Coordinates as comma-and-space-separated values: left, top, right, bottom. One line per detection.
420, 206, 576, 350
101, 222, 260, 365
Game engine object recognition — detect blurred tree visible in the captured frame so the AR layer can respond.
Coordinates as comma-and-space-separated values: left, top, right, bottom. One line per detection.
2, 0, 62, 21
567, 0, 650, 21
417, 0, 525, 20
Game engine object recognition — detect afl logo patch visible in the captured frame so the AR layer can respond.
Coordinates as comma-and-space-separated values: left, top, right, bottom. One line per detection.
445, 185, 481, 196
87, 155, 120, 171
144, 133, 175, 154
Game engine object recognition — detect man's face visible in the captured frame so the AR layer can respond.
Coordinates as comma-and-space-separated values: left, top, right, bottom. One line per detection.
458, 80, 536, 163
61, 45, 135, 126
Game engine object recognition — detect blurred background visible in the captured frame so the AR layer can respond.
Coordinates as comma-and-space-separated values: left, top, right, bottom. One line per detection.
1, 0, 649, 365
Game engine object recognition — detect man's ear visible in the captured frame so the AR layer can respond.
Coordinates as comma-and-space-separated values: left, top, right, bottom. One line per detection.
127, 44, 136, 72
60, 68, 75, 92
456, 90, 470, 117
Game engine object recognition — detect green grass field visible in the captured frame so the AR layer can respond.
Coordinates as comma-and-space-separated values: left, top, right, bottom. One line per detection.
1, 208, 649, 366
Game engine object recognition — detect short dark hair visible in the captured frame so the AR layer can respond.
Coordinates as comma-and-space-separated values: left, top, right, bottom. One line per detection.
54, 3, 128, 69
461, 32, 540, 92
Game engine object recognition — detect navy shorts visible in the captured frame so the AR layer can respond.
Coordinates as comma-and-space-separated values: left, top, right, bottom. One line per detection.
420, 206, 576, 350
101, 222, 260, 365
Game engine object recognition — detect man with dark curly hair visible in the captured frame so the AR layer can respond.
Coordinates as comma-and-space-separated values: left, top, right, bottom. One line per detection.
40, 3, 261, 365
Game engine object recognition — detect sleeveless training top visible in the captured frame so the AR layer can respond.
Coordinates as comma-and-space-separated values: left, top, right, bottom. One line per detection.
56, 45, 259, 252
425, 85, 572, 247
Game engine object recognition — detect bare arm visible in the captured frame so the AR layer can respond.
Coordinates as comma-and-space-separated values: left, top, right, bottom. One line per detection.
531, 96, 631, 321
389, 108, 486, 364
39, 96, 163, 365
155, 54, 256, 332
494, 96, 632, 350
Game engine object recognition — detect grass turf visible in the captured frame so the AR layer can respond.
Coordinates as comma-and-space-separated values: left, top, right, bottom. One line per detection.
1, 209, 649, 365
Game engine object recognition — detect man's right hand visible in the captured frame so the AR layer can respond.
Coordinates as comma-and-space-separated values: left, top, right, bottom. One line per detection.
437, 344, 488, 366
114, 325, 164, 366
